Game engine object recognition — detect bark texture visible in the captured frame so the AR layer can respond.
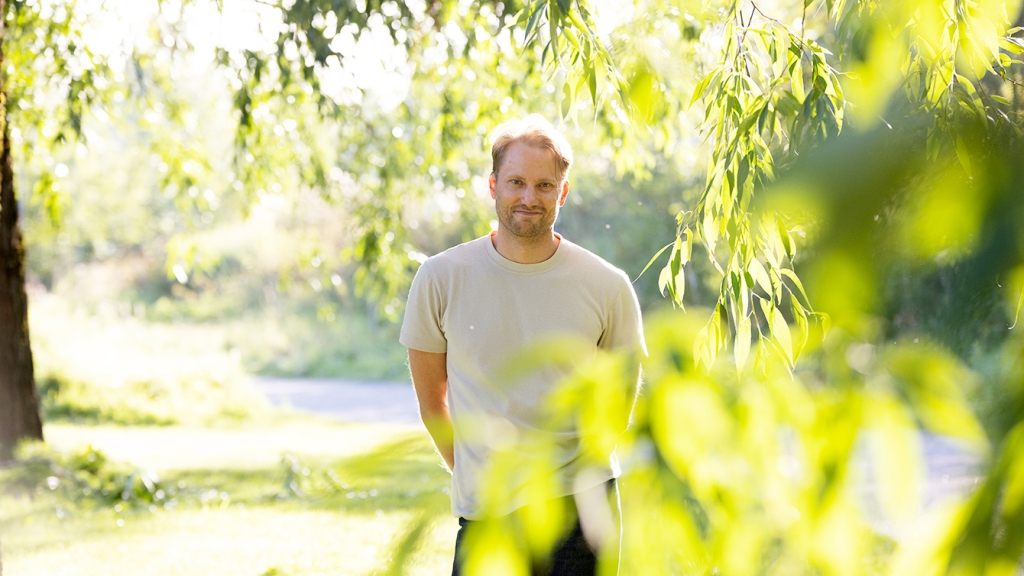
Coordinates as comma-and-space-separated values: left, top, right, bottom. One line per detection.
0, 0, 42, 461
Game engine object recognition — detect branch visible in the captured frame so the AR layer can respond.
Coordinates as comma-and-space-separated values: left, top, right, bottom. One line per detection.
801, 0, 807, 38
750, 2, 786, 28
248, 0, 284, 9
750, 2, 815, 51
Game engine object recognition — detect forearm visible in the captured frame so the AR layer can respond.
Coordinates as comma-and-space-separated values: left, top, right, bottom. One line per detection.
421, 407, 455, 472
408, 348, 455, 472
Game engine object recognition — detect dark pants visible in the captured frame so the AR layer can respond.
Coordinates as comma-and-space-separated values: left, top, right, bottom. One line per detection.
451, 481, 618, 576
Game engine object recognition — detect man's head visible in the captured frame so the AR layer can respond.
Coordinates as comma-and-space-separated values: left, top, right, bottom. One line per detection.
490, 114, 574, 182
487, 116, 574, 242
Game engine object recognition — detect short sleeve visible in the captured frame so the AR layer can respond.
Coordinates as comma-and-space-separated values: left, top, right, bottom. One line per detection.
599, 271, 647, 357
400, 259, 449, 353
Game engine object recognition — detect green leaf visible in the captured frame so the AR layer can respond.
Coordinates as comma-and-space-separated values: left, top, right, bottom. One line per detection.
779, 268, 810, 307
777, 217, 794, 260
561, 79, 574, 117
586, 60, 597, 102
738, 107, 760, 134
818, 312, 832, 335
790, 62, 805, 102
791, 294, 809, 360
1011, 285, 1024, 329
525, 4, 546, 44
674, 266, 687, 308
999, 37, 1024, 54
772, 27, 790, 77
771, 306, 793, 366
955, 136, 973, 176
690, 69, 722, 108
729, 270, 748, 317
749, 258, 772, 294
671, 236, 683, 277
690, 73, 711, 107
955, 74, 977, 95
711, 306, 725, 361
735, 315, 752, 372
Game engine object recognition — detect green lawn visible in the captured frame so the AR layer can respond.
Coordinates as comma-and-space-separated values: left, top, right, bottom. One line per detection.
1, 418, 457, 576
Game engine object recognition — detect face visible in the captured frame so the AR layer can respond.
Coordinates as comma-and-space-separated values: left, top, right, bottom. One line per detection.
489, 142, 569, 240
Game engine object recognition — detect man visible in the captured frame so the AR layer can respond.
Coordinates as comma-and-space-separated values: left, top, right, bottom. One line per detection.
400, 114, 645, 575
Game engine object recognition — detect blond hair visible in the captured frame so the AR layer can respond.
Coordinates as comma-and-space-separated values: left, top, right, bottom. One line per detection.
489, 114, 574, 181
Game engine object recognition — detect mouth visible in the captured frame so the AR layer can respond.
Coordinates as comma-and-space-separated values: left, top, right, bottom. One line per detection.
513, 207, 543, 216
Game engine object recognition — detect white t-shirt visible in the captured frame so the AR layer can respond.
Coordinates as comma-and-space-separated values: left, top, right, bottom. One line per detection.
400, 232, 645, 519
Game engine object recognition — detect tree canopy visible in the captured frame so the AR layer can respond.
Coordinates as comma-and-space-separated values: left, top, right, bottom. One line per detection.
218, 0, 1024, 363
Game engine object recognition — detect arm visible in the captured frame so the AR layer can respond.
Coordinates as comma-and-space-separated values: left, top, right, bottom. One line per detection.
408, 348, 455, 472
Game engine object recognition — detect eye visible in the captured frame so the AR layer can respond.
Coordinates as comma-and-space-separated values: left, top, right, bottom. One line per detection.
509, 179, 523, 185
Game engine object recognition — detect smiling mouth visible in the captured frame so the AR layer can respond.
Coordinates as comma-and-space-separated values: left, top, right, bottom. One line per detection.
513, 207, 543, 216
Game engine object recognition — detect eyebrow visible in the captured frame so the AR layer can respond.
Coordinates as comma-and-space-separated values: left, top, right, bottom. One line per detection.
504, 173, 558, 183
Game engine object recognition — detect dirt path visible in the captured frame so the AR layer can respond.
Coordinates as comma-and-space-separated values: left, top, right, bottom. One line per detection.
250, 377, 420, 425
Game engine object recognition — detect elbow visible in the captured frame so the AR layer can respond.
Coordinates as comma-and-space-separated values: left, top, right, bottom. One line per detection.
418, 406, 434, 423
418, 401, 449, 423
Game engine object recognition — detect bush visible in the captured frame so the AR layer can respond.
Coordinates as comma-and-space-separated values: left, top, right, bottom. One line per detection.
3, 443, 200, 512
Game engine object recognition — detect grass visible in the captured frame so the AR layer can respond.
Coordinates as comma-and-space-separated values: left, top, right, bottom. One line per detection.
8, 287, 448, 574
1, 418, 457, 576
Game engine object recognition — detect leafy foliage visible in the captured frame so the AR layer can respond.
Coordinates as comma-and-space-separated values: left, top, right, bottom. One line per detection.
485, 0, 1024, 371
5, 0, 218, 228
242, 0, 1023, 359
3, 443, 199, 512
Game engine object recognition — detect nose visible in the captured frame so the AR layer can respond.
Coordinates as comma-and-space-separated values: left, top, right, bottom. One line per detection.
522, 184, 539, 205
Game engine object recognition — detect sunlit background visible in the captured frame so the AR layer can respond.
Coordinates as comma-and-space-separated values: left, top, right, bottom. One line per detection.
2, 0, 1024, 574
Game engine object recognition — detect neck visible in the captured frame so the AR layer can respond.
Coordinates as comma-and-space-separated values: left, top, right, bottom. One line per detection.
491, 229, 561, 264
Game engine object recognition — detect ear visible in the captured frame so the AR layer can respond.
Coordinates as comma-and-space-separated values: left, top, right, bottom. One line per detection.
489, 172, 497, 200
558, 180, 569, 207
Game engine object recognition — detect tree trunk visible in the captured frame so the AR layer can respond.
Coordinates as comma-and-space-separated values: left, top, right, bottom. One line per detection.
0, 0, 42, 462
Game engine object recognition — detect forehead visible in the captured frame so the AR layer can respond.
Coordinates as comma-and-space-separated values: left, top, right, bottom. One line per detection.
497, 142, 563, 179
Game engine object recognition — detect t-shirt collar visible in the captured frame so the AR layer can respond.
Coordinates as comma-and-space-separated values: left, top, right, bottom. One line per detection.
484, 231, 567, 274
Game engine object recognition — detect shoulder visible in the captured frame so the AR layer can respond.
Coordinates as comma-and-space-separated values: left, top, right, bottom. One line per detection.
558, 239, 632, 286
417, 235, 490, 277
